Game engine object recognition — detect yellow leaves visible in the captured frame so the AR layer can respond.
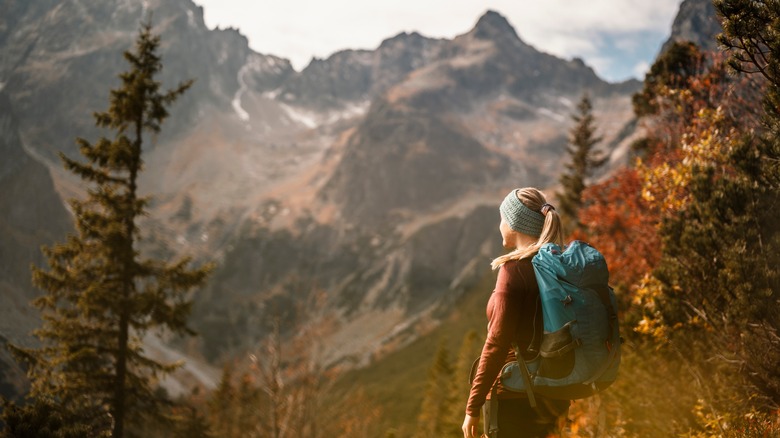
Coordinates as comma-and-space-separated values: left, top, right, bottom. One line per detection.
631, 273, 662, 309
690, 398, 731, 437
634, 317, 667, 344
632, 271, 714, 340
638, 106, 736, 217
632, 274, 669, 343
688, 400, 780, 437
638, 158, 687, 213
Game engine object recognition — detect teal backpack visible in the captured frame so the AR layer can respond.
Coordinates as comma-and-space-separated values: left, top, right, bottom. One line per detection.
500, 241, 621, 406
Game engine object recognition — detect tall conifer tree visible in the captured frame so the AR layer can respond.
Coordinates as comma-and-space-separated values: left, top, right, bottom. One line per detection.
557, 93, 606, 231
414, 342, 457, 438
447, 331, 479, 433
207, 363, 240, 438
11, 20, 211, 437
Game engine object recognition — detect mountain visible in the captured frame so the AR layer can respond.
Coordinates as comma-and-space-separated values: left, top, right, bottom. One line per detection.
661, 0, 722, 54
185, 10, 640, 364
0, 0, 277, 162
0, 1, 649, 388
320, 99, 509, 223
277, 31, 446, 110
0, 90, 72, 399
321, 11, 637, 225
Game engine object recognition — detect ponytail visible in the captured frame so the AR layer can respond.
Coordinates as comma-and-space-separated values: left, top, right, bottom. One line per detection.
491, 188, 563, 270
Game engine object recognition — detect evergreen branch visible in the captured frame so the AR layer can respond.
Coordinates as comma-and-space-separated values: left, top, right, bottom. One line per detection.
738, 35, 772, 80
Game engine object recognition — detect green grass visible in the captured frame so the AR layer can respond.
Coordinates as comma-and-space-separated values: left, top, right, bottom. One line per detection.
329, 269, 496, 435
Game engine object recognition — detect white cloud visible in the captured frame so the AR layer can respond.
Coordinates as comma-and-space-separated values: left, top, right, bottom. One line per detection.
585, 56, 616, 78
632, 60, 651, 79
525, 31, 603, 59
613, 34, 645, 52
193, 0, 683, 80
505, 0, 681, 36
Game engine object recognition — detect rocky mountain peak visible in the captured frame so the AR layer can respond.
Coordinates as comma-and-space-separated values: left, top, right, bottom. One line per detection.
472, 10, 523, 44
277, 31, 444, 109
378, 31, 428, 49
661, 0, 722, 54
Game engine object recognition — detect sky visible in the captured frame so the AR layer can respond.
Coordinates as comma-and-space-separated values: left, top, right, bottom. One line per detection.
193, 0, 683, 83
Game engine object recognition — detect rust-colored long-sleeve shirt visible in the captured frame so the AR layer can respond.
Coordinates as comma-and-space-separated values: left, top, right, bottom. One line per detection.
466, 257, 542, 417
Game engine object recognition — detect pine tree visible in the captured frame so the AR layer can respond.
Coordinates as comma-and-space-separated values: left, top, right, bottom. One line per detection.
207, 363, 239, 438
453, 331, 479, 400
414, 342, 457, 438
1, 396, 95, 438
446, 330, 479, 434
173, 407, 214, 438
10, 20, 211, 437
557, 93, 606, 231
234, 372, 261, 437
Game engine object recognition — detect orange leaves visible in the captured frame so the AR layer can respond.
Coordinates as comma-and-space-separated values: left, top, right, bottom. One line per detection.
576, 168, 660, 292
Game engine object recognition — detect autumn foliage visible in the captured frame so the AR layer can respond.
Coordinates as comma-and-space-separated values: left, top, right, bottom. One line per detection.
564, 3, 780, 431
575, 168, 658, 295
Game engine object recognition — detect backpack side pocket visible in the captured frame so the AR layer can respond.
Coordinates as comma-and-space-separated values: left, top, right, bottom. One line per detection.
537, 321, 579, 379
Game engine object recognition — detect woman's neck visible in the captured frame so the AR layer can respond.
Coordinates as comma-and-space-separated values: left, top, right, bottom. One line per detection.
513, 233, 537, 250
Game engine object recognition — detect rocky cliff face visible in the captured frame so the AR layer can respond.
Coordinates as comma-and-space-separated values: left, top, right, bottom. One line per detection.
320, 100, 509, 224
0, 91, 72, 398
0, 92, 71, 338
661, 0, 722, 54
1, 0, 709, 375
277, 31, 445, 110
0, 0, 267, 163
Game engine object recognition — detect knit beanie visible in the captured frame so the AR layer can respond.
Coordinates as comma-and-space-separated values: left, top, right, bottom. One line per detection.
499, 189, 544, 237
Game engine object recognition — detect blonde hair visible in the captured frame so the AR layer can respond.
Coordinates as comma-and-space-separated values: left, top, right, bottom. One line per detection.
491, 187, 564, 270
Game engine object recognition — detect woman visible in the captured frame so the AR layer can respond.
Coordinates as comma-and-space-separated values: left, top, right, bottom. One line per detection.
462, 187, 570, 438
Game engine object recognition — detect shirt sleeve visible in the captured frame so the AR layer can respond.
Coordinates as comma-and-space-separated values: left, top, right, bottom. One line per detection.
466, 262, 524, 417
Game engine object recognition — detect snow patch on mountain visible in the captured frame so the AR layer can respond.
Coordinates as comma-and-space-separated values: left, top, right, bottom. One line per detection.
558, 96, 575, 108
186, 9, 196, 28
537, 107, 566, 122
325, 100, 370, 123
232, 54, 293, 122
256, 55, 287, 75
279, 103, 318, 128
232, 58, 252, 121
144, 333, 219, 397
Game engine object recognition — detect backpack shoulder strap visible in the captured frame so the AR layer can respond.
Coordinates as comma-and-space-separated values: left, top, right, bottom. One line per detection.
511, 342, 537, 408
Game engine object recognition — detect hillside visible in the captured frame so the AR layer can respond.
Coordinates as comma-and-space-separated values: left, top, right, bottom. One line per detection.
328, 269, 496, 436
